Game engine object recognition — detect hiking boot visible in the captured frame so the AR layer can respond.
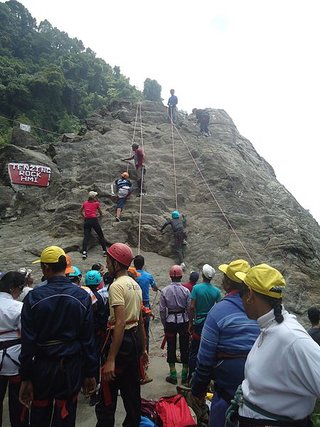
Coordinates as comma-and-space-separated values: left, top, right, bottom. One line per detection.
115, 217, 121, 222
102, 251, 107, 257
82, 251, 87, 259
166, 376, 177, 385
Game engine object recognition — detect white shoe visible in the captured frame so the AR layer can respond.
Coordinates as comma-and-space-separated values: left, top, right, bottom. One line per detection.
180, 262, 186, 271
82, 251, 87, 259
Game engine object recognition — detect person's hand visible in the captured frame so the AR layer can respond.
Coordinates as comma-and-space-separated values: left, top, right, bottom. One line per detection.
19, 380, 33, 408
188, 324, 193, 335
101, 358, 115, 382
141, 350, 149, 366
82, 377, 97, 397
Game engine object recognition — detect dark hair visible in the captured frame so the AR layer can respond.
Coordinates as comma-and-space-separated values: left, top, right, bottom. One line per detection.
92, 263, 103, 271
42, 255, 67, 273
70, 276, 80, 285
0, 271, 25, 294
133, 255, 144, 270
225, 276, 243, 291
308, 307, 320, 324
189, 271, 199, 283
258, 293, 284, 323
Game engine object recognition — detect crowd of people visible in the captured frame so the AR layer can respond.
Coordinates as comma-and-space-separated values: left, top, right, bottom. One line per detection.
2, 242, 320, 427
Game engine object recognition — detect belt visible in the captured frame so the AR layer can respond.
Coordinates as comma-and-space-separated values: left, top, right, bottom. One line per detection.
168, 309, 185, 314
0, 338, 21, 351
238, 415, 310, 427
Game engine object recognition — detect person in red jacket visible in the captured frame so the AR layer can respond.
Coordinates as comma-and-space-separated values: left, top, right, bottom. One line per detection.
122, 143, 146, 195
80, 191, 107, 259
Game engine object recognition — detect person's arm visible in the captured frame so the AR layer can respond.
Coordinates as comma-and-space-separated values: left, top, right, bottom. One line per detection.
159, 292, 167, 327
160, 220, 170, 232
97, 207, 103, 217
80, 204, 85, 218
150, 276, 159, 292
101, 305, 125, 382
121, 154, 134, 161
111, 182, 115, 196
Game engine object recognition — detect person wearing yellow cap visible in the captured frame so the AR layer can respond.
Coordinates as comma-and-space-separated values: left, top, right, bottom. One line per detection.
226, 263, 320, 425
190, 260, 259, 427
19, 246, 98, 427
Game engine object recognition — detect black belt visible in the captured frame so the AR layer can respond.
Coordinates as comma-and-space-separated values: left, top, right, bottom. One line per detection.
168, 309, 186, 314
238, 415, 310, 427
0, 339, 21, 351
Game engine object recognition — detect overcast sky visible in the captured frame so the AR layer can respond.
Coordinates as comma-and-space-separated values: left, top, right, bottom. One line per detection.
14, 0, 320, 223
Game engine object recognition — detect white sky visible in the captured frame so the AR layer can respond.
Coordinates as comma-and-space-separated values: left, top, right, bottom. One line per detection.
12, 0, 320, 223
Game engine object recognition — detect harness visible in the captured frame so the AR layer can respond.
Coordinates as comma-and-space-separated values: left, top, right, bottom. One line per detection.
0, 330, 21, 371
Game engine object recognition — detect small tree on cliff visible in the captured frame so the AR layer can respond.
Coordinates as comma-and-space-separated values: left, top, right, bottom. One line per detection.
143, 78, 162, 101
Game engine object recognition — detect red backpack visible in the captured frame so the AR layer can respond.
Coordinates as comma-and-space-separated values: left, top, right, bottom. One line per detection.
156, 394, 197, 427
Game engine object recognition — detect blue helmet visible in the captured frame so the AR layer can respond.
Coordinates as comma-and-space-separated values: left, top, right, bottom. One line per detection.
85, 270, 101, 286
68, 266, 82, 277
171, 210, 180, 219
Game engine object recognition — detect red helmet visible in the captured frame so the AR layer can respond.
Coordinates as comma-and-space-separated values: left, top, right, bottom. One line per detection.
107, 243, 133, 267
169, 265, 183, 278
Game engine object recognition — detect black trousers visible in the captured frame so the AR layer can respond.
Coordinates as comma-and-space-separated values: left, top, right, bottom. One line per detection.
165, 322, 189, 364
96, 330, 141, 427
30, 355, 83, 427
188, 322, 204, 379
0, 375, 29, 427
174, 230, 186, 264
82, 218, 107, 252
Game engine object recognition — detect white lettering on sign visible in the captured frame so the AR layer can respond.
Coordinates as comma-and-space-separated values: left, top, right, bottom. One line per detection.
7, 162, 51, 187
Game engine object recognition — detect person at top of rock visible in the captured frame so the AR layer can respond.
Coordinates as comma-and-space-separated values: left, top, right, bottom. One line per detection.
191, 259, 259, 427
188, 264, 221, 380
167, 89, 178, 123
307, 306, 320, 345
192, 108, 211, 137
80, 191, 107, 260
160, 210, 187, 268
182, 271, 199, 293
230, 263, 320, 425
159, 264, 191, 385
19, 246, 98, 427
111, 171, 132, 222
121, 143, 146, 196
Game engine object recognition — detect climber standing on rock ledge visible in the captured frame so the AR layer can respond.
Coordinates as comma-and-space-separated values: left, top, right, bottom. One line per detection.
80, 191, 107, 259
121, 143, 146, 196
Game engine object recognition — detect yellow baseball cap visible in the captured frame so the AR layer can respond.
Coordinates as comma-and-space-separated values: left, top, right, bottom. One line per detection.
218, 259, 251, 283
32, 246, 66, 264
235, 263, 286, 299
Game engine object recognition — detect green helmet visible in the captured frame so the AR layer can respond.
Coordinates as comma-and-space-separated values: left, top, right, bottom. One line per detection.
68, 266, 82, 277
171, 210, 180, 219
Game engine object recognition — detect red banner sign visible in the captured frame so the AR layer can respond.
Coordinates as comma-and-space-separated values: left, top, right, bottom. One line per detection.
8, 162, 51, 187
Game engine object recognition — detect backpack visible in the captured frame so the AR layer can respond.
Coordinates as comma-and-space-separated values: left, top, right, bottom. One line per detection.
156, 395, 197, 427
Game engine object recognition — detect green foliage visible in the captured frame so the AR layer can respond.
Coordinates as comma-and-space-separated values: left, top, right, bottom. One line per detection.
143, 78, 162, 101
0, 1, 142, 142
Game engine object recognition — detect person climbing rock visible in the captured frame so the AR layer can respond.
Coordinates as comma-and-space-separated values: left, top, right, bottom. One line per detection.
167, 89, 178, 123
188, 264, 221, 380
307, 307, 320, 345
0, 271, 29, 427
161, 211, 187, 267
229, 264, 320, 425
121, 143, 146, 195
191, 259, 259, 427
192, 108, 211, 136
96, 243, 145, 427
80, 191, 107, 259
111, 171, 132, 222
159, 265, 191, 385
19, 246, 98, 427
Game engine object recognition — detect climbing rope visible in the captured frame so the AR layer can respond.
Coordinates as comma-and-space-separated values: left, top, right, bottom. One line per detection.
137, 102, 145, 255
170, 114, 179, 211
173, 123, 255, 265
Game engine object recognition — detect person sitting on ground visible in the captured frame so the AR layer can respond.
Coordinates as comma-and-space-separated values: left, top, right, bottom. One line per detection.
182, 271, 199, 293
229, 263, 320, 425
17, 267, 34, 302
159, 265, 191, 385
80, 191, 107, 260
167, 89, 178, 123
191, 259, 259, 427
188, 264, 221, 380
111, 171, 132, 222
121, 143, 146, 196
0, 271, 29, 427
161, 211, 187, 268
192, 108, 211, 136
307, 306, 320, 345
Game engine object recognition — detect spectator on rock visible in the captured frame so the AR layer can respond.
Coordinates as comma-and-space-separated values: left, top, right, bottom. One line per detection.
80, 191, 107, 259
122, 143, 146, 196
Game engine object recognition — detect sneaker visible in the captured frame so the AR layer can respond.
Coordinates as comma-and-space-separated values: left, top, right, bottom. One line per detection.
140, 375, 153, 385
82, 251, 87, 259
115, 217, 121, 222
102, 251, 107, 257
166, 376, 177, 385
182, 240, 188, 246
180, 262, 186, 271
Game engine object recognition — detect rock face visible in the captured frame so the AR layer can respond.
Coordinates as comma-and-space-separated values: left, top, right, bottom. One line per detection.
1, 100, 320, 319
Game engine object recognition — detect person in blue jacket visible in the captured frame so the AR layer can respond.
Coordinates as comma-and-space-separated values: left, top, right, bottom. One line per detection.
19, 246, 98, 427
191, 259, 260, 427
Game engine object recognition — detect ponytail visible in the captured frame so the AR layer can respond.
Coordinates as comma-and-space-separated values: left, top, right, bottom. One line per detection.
273, 300, 284, 323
